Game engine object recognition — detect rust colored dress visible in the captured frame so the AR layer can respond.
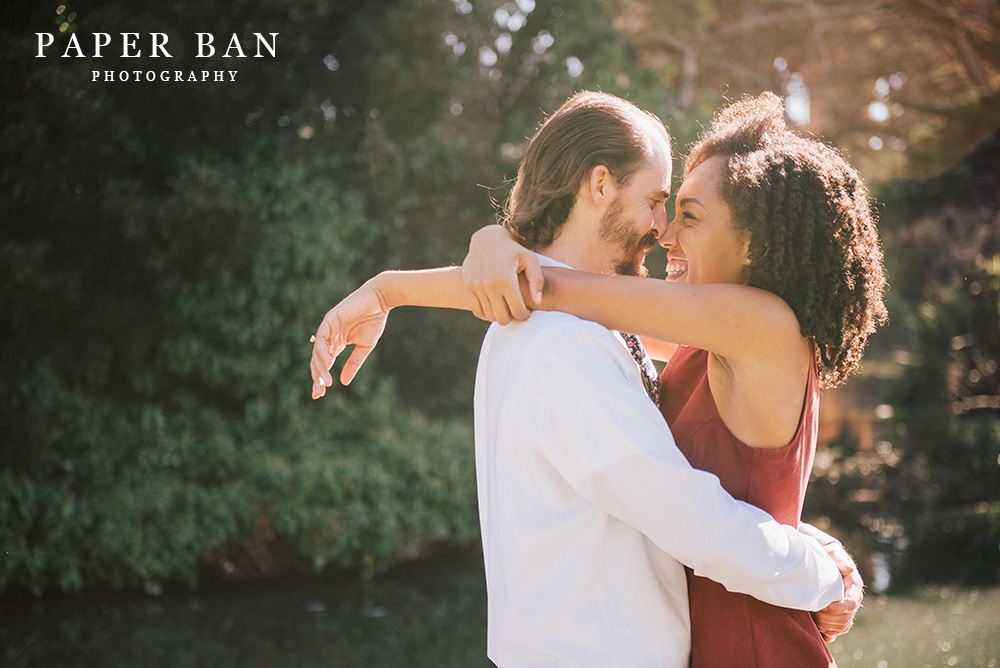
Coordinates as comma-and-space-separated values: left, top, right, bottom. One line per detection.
659, 344, 836, 668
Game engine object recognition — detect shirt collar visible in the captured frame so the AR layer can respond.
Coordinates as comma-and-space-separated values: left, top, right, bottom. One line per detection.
533, 252, 575, 270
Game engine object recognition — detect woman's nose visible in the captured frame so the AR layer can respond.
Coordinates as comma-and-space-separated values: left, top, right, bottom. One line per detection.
660, 217, 678, 248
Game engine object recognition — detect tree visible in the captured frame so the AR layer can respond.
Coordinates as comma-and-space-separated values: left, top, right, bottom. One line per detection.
804, 130, 1000, 589
358, 0, 692, 412
606, 0, 1000, 179
0, 0, 482, 594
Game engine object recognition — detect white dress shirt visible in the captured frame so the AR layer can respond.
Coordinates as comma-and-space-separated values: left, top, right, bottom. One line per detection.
472, 255, 844, 668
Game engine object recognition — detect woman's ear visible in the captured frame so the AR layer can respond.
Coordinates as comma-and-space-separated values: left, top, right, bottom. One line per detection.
741, 234, 754, 266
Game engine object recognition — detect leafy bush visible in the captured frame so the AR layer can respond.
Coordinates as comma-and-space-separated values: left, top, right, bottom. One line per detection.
0, 149, 478, 594
805, 134, 1000, 591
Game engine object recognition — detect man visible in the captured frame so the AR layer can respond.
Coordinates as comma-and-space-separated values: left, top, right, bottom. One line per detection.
310, 91, 860, 667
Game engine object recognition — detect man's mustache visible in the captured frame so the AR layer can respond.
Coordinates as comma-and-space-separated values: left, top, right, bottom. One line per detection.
633, 231, 658, 254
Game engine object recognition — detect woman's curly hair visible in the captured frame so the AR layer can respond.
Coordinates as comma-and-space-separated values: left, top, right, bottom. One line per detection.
686, 92, 888, 388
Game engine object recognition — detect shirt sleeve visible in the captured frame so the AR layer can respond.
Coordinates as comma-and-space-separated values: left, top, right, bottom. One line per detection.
798, 522, 842, 548
521, 321, 844, 612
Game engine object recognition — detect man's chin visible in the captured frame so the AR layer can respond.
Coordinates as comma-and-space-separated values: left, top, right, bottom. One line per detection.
631, 249, 653, 277
614, 240, 655, 276
615, 260, 649, 277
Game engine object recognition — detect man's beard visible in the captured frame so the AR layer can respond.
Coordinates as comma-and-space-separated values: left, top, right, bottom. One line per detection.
598, 195, 656, 277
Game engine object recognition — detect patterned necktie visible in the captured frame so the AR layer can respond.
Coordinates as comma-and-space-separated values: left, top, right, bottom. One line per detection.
620, 332, 659, 406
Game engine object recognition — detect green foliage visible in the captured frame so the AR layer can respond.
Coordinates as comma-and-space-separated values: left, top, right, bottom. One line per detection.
3, 0, 995, 597
0, 147, 478, 594
2, 0, 693, 595
362, 0, 690, 411
875, 136, 1000, 588
0, 0, 484, 596
806, 132, 1000, 591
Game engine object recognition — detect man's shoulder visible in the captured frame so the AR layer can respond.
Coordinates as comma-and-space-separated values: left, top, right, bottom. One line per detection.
481, 312, 632, 381
487, 310, 617, 349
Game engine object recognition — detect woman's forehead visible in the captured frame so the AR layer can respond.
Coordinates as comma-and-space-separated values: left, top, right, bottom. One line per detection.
679, 155, 726, 197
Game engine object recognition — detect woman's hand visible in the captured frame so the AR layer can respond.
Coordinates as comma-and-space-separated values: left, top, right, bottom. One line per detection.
812, 543, 864, 642
462, 225, 545, 325
310, 277, 390, 398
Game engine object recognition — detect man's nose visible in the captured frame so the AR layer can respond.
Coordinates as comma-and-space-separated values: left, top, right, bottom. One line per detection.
652, 206, 668, 240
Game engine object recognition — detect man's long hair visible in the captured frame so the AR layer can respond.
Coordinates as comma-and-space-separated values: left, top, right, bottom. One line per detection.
501, 91, 671, 249
687, 92, 888, 388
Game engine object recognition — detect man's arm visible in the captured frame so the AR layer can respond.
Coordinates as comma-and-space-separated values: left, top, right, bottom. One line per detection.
800, 518, 865, 639
522, 323, 844, 611
812, 540, 864, 641
798, 522, 840, 547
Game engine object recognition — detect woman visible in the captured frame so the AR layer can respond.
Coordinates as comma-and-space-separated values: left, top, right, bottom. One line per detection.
311, 92, 883, 666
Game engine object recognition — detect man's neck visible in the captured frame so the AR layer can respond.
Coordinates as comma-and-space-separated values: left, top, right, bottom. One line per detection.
535, 235, 615, 275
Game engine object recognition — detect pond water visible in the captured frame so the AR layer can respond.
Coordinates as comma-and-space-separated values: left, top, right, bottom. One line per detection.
3, 549, 998, 667
2, 549, 491, 668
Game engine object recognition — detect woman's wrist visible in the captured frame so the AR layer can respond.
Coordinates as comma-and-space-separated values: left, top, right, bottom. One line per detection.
367, 272, 395, 311
371, 267, 468, 311
536, 267, 571, 311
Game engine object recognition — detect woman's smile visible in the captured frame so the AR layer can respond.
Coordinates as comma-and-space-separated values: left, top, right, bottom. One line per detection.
665, 256, 688, 280
662, 156, 750, 286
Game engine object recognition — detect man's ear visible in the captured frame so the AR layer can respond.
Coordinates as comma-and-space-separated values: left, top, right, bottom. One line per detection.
586, 165, 616, 204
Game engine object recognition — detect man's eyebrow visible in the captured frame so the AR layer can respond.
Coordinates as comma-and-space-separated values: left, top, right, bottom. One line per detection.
650, 189, 670, 200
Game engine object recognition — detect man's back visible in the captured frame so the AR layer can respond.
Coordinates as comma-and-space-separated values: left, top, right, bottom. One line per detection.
474, 309, 691, 668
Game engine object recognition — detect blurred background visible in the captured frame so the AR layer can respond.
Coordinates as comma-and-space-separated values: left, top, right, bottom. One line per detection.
1, 0, 998, 666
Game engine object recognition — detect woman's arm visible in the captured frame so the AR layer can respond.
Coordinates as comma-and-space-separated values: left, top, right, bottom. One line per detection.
460, 225, 546, 323
462, 225, 800, 366
536, 268, 802, 366
310, 267, 474, 397
378, 266, 469, 310
640, 336, 678, 363
463, 226, 812, 447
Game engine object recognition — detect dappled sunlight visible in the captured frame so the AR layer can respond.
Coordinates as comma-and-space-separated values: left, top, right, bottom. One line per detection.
829, 587, 1000, 667
2, 8, 996, 668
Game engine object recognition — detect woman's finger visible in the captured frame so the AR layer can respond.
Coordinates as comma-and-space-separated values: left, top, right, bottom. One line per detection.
341, 344, 374, 385
521, 255, 545, 305
310, 357, 328, 399
486, 290, 513, 325
464, 284, 489, 321
499, 273, 530, 321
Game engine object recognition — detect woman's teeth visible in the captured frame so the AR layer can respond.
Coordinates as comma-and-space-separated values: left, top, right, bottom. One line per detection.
666, 261, 687, 277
